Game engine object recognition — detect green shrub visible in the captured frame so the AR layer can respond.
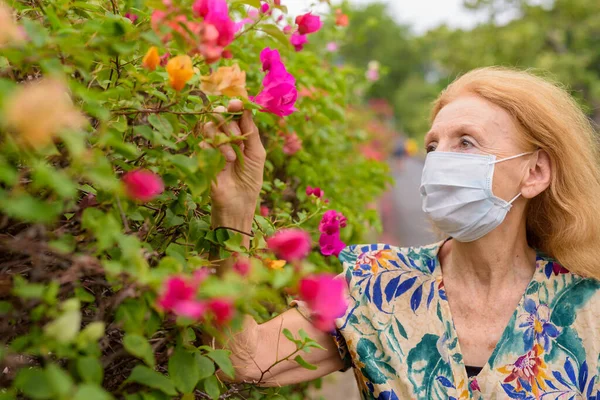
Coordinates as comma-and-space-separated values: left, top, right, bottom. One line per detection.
0, 1, 389, 398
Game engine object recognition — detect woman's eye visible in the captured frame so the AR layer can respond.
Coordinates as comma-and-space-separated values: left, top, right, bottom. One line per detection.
426, 143, 437, 153
460, 138, 473, 149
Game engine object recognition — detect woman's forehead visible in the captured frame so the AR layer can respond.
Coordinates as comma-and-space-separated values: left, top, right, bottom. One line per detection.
430, 95, 518, 138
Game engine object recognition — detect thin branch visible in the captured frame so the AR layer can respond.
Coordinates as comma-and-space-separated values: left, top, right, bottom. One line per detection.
115, 197, 130, 233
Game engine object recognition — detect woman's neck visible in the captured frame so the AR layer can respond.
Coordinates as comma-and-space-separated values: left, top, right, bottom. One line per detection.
440, 205, 537, 290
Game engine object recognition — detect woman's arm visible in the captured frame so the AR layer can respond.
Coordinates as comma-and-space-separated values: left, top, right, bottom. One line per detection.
222, 308, 345, 386
203, 102, 345, 385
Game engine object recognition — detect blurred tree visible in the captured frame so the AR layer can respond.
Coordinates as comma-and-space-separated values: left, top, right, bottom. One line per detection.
338, 2, 421, 104
422, 0, 600, 124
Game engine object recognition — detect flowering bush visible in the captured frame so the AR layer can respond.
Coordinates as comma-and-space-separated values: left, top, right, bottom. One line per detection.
0, 0, 389, 398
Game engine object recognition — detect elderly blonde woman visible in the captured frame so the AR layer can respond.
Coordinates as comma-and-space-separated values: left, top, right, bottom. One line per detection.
204, 68, 600, 399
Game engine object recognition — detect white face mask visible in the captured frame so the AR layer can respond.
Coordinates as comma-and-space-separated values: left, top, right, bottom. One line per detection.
419, 151, 533, 242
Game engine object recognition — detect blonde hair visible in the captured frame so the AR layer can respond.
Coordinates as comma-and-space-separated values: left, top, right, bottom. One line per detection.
431, 67, 600, 280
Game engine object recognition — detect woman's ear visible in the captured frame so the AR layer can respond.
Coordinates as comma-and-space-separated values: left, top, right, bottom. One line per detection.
521, 150, 552, 199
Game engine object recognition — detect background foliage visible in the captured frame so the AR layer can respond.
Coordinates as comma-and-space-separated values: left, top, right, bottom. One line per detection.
339, 0, 600, 144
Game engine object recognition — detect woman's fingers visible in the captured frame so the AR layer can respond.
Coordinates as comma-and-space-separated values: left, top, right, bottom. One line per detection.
202, 121, 236, 162
240, 110, 264, 157
227, 99, 244, 113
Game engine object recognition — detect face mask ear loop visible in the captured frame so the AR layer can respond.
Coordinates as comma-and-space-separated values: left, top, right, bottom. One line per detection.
503, 192, 522, 209
489, 151, 534, 165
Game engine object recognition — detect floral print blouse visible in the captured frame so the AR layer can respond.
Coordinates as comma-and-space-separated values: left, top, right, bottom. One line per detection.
332, 241, 600, 400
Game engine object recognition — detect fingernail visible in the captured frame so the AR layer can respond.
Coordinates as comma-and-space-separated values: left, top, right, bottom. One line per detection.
225, 150, 236, 161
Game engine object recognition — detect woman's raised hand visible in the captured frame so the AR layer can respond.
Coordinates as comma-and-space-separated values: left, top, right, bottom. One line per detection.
200, 100, 266, 234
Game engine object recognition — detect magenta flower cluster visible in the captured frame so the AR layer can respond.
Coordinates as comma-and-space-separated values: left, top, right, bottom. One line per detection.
319, 210, 347, 257
252, 48, 298, 116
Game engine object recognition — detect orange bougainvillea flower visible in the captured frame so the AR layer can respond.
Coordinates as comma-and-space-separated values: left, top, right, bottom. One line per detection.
3, 78, 87, 148
142, 46, 160, 71
166, 55, 195, 91
264, 259, 286, 270
200, 64, 248, 98
0, 2, 26, 48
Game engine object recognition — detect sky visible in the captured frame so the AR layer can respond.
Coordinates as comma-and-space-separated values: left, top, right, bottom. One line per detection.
284, 0, 490, 34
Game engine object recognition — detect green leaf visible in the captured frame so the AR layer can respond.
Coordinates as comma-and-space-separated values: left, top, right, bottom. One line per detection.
202, 376, 220, 400
259, 24, 292, 48
206, 349, 235, 379
126, 366, 177, 396
79, 321, 106, 343
0, 193, 63, 223
77, 357, 104, 384
123, 334, 156, 368
46, 364, 74, 398
44, 309, 82, 343
12, 276, 45, 299
195, 354, 215, 380
224, 232, 245, 252
74, 287, 96, 303
148, 114, 174, 137
14, 368, 52, 399
73, 384, 113, 400
115, 299, 147, 334
168, 347, 200, 394
231, 0, 261, 8
282, 328, 299, 345
294, 355, 318, 370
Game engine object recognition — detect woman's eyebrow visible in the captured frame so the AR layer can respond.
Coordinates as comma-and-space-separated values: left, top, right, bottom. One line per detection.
425, 124, 485, 142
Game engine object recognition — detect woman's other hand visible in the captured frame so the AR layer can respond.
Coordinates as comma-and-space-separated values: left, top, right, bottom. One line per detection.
200, 100, 266, 235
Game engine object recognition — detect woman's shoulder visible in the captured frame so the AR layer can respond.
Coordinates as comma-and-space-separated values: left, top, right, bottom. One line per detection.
338, 240, 445, 280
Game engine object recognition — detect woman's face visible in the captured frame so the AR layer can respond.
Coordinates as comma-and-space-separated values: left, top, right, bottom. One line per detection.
424, 95, 534, 203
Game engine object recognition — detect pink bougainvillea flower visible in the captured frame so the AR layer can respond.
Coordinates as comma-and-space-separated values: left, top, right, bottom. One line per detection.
192, 0, 227, 18
326, 41, 338, 52
190, 0, 235, 63
260, 2, 270, 14
267, 229, 312, 261
283, 132, 302, 155
283, 25, 292, 34
192, 267, 210, 286
158, 271, 211, 319
253, 48, 298, 116
234, 17, 253, 33
299, 274, 348, 332
158, 277, 195, 311
233, 258, 251, 276
122, 169, 164, 202
260, 205, 270, 216
319, 210, 346, 235
260, 48, 295, 87
366, 68, 380, 82
263, 67, 295, 90
205, 12, 235, 48
319, 232, 346, 256
124, 12, 138, 23
306, 186, 324, 198
208, 298, 234, 324
160, 52, 170, 67
172, 300, 207, 319
247, 8, 259, 20
290, 32, 308, 52
260, 47, 281, 71
295, 12, 322, 35
253, 81, 298, 117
